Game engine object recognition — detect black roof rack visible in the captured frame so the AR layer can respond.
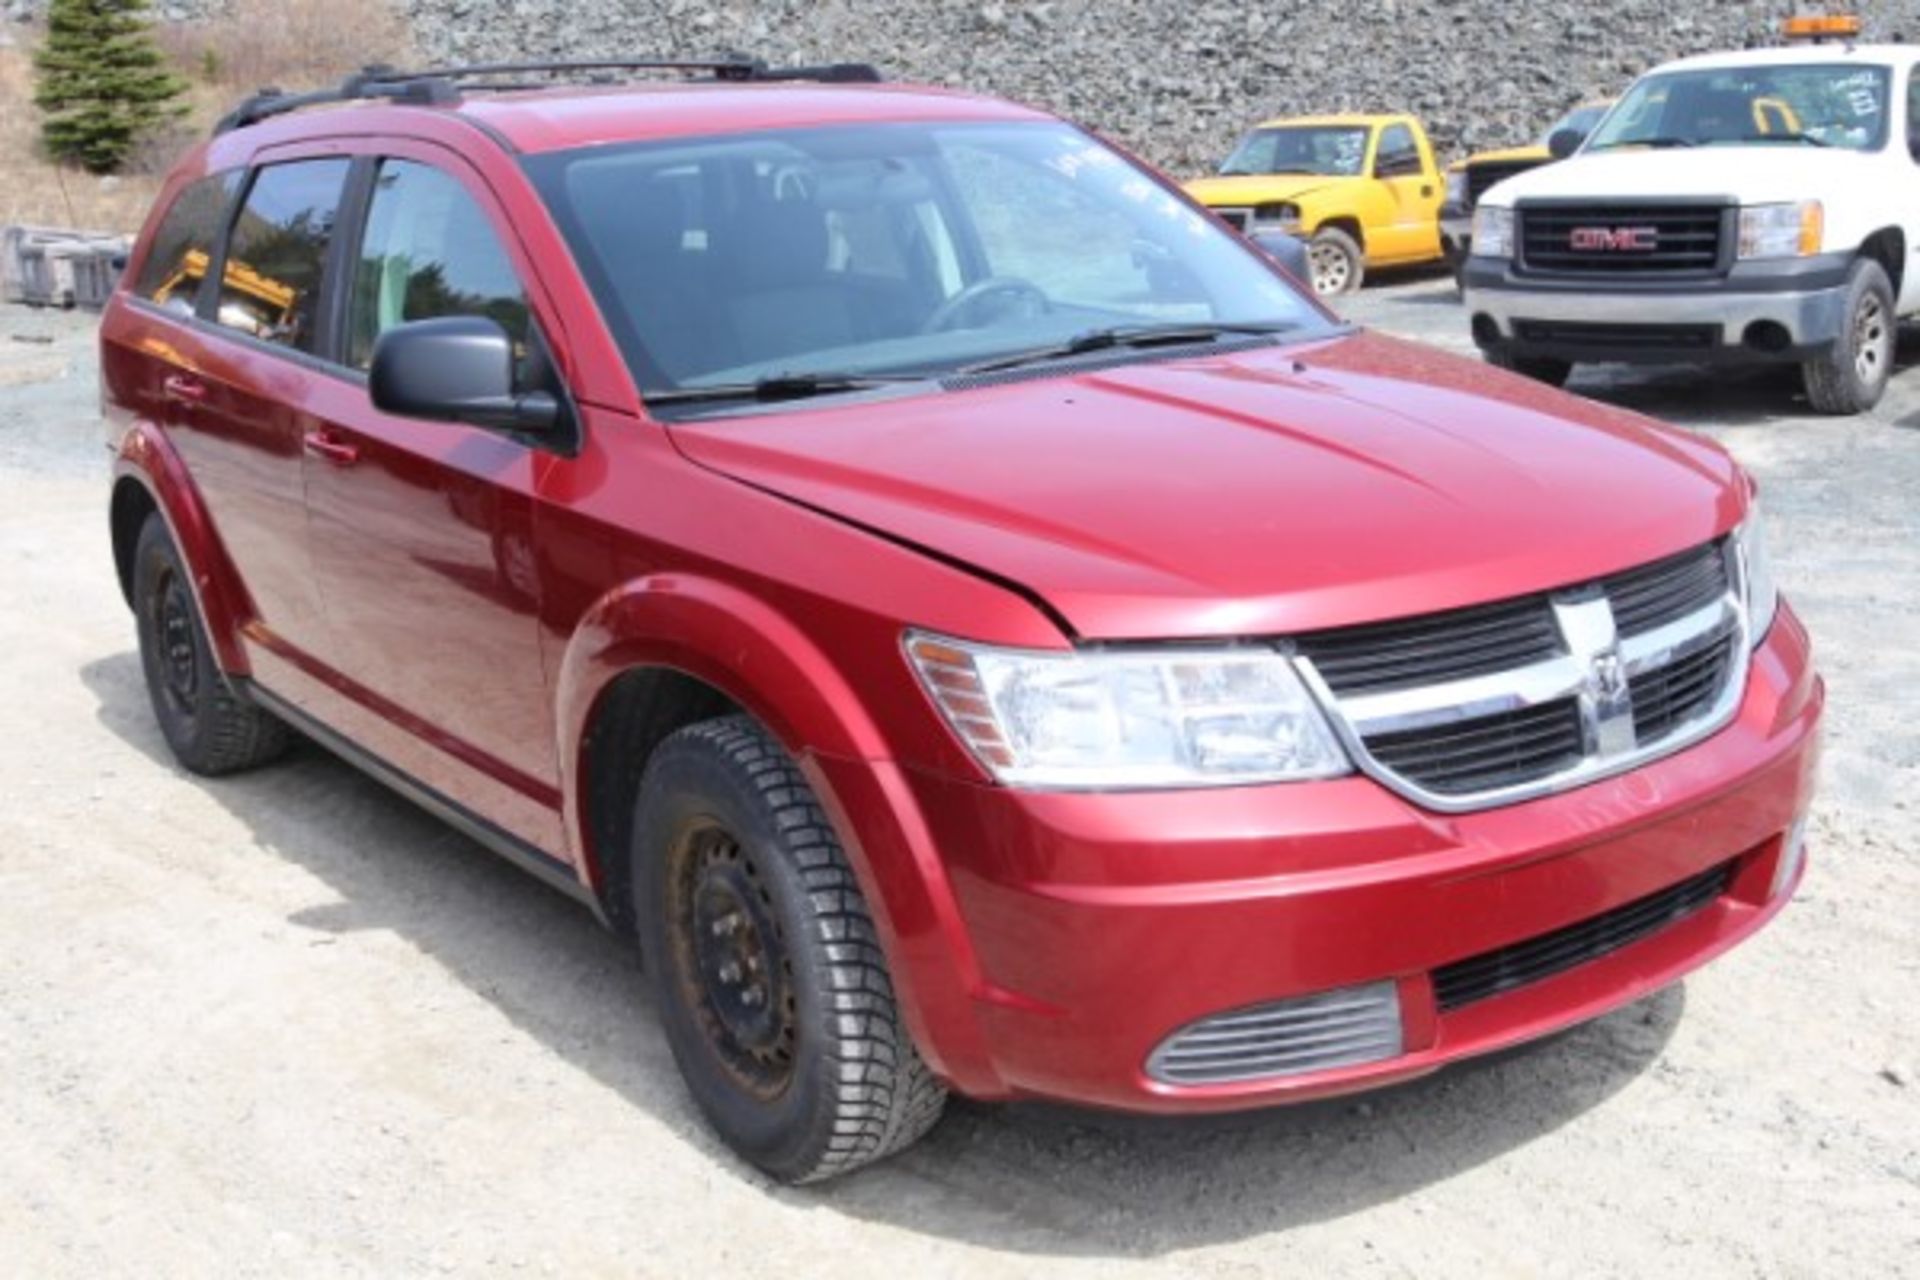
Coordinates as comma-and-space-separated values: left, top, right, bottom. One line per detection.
212, 56, 885, 136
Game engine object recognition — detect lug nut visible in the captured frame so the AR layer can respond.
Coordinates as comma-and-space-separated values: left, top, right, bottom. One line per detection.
710, 912, 741, 938
717, 961, 742, 984
741, 985, 765, 1008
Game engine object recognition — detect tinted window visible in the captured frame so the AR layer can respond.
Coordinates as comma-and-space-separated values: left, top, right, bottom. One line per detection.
216, 159, 350, 353
1376, 124, 1417, 170
133, 171, 241, 315
347, 160, 532, 374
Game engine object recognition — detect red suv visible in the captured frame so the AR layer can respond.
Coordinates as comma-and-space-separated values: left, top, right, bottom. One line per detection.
102, 59, 1822, 1183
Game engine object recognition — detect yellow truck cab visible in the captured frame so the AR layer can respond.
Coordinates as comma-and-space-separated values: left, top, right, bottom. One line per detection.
1186, 113, 1444, 295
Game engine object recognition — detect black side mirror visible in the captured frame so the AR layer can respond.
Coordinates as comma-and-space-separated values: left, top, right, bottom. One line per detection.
1547, 128, 1587, 160
369, 316, 558, 433
1249, 230, 1311, 283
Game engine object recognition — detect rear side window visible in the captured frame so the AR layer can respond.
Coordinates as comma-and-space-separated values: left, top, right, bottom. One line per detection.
216, 158, 350, 354
133, 171, 241, 315
345, 159, 532, 373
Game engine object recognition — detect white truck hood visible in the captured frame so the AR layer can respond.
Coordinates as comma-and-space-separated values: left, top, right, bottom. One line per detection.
1482, 146, 1876, 207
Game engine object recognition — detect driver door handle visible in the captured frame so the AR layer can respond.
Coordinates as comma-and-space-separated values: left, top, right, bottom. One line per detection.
302, 429, 359, 467
162, 373, 206, 404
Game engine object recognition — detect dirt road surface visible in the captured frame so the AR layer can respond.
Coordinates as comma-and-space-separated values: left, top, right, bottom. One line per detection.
2, 284, 1914, 1277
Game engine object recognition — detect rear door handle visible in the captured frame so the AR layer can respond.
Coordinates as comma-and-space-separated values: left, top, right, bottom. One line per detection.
162, 373, 207, 404
302, 430, 360, 467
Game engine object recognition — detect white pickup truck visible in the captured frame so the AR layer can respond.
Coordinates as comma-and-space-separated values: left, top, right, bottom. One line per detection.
1463, 36, 1918, 414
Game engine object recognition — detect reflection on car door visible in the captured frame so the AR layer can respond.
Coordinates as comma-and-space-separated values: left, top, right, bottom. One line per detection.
298, 152, 563, 851
161, 159, 347, 673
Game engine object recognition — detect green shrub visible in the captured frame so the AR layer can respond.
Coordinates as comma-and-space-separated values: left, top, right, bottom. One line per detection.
34, 0, 186, 175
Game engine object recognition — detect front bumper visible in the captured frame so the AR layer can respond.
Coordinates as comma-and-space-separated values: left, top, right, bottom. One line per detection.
834, 605, 1820, 1113
1440, 205, 1471, 260
1463, 252, 1852, 364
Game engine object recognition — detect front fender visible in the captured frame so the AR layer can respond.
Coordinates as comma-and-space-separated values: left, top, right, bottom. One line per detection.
114, 420, 254, 675
553, 573, 1010, 1096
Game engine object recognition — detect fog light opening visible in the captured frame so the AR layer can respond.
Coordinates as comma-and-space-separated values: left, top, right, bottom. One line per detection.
1744, 320, 1793, 354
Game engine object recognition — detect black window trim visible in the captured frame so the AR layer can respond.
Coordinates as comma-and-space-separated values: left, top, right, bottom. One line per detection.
132, 146, 581, 455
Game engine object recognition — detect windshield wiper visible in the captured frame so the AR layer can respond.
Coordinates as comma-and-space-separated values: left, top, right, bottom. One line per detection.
956, 321, 1296, 376
1590, 136, 1697, 151
1735, 132, 1829, 147
642, 371, 926, 407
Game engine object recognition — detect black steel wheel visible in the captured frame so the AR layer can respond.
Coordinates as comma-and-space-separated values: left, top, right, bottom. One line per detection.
131, 514, 290, 775
632, 715, 946, 1183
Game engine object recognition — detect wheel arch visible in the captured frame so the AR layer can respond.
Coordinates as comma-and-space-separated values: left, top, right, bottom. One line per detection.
554, 572, 1005, 1095
110, 425, 253, 674
1858, 225, 1905, 302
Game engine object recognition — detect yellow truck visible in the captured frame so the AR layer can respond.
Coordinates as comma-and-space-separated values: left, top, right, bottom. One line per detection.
1185, 113, 1445, 295
1439, 101, 1614, 282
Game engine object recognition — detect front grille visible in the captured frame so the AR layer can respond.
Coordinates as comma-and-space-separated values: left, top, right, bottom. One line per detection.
1146, 981, 1403, 1085
1296, 539, 1743, 809
1465, 159, 1538, 207
1602, 542, 1731, 636
1514, 321, 1719, 352
1519, 202, 1728, 276
1631, 626, 1737, 741
1365, 699, 1585, 796
1433, 862, 1733, 1010
1297, 597, 1564, 696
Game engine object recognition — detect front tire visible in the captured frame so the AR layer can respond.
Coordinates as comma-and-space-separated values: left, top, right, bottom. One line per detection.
633, 715, 946, 1183
132, 514, 290, 775
1306, 225, 1365, 296
1803, 258, 1894, 415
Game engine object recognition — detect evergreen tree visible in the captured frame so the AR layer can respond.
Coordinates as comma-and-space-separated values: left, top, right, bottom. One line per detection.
34, 0, 186, 175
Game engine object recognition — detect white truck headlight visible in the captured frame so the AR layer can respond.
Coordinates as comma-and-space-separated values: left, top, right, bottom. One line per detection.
905, 633, 1350, 789
1471, 205, 1514, 258
1735, 503, 1779, 645
1738, 201, 1822, 260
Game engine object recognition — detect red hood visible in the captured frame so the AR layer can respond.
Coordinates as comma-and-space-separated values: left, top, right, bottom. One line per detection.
668, 331, 1745, 640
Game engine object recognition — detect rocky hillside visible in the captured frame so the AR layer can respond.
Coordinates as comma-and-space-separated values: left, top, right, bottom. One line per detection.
10, 0, 1920, 173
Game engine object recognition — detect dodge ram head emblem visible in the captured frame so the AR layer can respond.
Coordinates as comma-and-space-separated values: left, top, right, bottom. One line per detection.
1569, 226, 1659, 251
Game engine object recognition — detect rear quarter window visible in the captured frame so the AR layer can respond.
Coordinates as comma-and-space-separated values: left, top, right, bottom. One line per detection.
132, 171, 242, 315
215, 158, 351, 354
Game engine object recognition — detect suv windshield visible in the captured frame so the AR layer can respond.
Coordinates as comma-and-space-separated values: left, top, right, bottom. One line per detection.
526, 121, 1332, 408
1219, 125, 1370, 177
1587, 62, 1891, 152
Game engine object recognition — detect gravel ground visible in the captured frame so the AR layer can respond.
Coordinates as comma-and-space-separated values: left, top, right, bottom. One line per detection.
1, 286, 1915, 1277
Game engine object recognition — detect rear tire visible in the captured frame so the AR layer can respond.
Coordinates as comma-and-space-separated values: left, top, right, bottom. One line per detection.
1803, 258, 1894, 415
633, 715, 946, 1183
1306, 225, 1365, 296
132, 514, 291, 775
1485, 348, 1574, 388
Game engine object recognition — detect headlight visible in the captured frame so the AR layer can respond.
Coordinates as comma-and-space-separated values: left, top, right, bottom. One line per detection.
1738, 201, 1822, 260
1734, 503, 1779, 645
1444, 170, 1467, 206
1471, 205, 1514, 258
905, 632, 1350, 789
1251, 201, 1301, 230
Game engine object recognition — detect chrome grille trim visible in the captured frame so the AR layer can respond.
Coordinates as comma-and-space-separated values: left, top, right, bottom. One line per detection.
1296, 542, 1749, 813
1145, 982, 1403, 1086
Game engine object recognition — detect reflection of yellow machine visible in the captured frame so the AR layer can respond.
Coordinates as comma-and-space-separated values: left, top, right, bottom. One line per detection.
1751, 96, 1802, 134
151, 247, 298, 338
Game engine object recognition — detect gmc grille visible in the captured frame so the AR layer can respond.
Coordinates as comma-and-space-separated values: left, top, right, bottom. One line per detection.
1518, 202, 1729, 276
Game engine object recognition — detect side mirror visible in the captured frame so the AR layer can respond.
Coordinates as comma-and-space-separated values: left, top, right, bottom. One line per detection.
369, 316, 558, 433
1547, 128, 1587, 160
1249, 229, 1311, 283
